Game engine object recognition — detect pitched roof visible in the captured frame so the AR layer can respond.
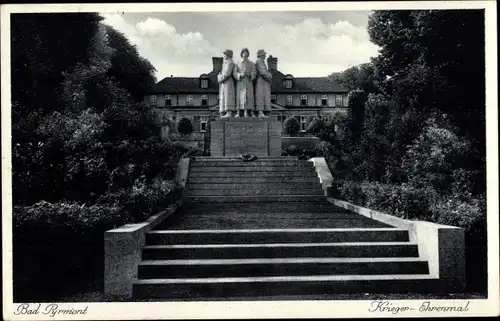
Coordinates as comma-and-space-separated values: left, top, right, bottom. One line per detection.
148, 67, 348, 94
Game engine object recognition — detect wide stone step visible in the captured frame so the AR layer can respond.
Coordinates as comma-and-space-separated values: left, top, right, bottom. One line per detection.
189, 166, 316, 173
187, 189, 325, 196
142, 242, 420, 260
146, 228, 410, 245
178, 202, 350, 213
186, 195, 326, 202
188, 172, 319, 178
132, 275, 441, 299
194, 157, 298, 161
188, 177, 320, 184
187, 183, 322, 189
191, 161, 313, 167
137, 257, 429, 279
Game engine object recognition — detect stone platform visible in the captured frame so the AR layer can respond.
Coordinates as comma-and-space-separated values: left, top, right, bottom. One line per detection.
210, 118, 281, 157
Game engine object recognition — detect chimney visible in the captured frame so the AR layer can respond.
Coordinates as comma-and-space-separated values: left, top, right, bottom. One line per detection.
212, 57, 223, 73
267, 55, 278, 71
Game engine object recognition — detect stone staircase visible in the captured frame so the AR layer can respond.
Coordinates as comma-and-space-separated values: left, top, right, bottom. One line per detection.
132, 157, 439, 300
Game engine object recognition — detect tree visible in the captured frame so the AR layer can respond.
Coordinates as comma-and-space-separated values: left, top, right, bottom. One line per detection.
342, 90, 366, 150
177, 118, 194, 136
328, 63, 378, 95
368, 10, 485, 153
104, 26, 157, 101
283, 117, 300, 137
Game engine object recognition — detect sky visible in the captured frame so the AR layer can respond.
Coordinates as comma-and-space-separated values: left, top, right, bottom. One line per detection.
100, 11, 380, 81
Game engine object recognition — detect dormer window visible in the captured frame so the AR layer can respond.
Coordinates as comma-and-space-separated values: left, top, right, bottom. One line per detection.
285, 80, 292, 88
300, 95, 308, 106
321, 95, 328, 106
271, 95, 277, 104
200, 74, 209, 89
165, 95, 172, 106
201, 95, 208, 106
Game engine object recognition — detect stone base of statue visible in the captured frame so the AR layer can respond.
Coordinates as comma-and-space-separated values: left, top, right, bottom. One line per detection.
210, 117, 282, 157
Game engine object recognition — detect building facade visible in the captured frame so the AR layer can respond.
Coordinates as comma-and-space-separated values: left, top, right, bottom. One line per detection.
144, 56, 349, 134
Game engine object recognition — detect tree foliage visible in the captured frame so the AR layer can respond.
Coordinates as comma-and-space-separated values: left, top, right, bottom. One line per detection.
283, 117, 300, 136
11, 13, 175, 206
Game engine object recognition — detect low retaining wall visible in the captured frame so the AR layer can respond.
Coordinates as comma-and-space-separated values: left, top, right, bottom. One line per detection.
329, 199, 466, 292
308, 157, 333, 196
282, 136, 320, 151
104, 158, 191, 300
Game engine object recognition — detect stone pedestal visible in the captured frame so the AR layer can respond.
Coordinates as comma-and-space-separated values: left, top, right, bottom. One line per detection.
210, 118, 282, 157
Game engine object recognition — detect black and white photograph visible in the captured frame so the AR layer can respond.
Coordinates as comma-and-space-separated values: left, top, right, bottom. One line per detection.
1, 1, 498, 319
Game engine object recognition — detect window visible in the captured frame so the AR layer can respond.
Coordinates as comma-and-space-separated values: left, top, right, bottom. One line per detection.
343, 95, 349, 107
321, 95, 328, 106
334, 124, 338, 132
165, 95, 172, 106
286, 95, 293, 106
322, 116, 330, 122
150, 95, 157, 105
200, 116, 209, 132
335, 95, 343, 106
300, 95, 308, 106
186, 95, 193, 105
201, 79, 208, 88
201, 95, 208, 106
285, 80, 293, 89
271, 95, 277, 104
300, 116, 308, 131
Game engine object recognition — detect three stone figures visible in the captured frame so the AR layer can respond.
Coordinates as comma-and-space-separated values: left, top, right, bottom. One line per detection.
217, 48, 272, 118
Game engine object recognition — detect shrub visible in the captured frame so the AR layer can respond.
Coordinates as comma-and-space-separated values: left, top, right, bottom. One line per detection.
402, 119, 472, 194
177, 117, 194, 136
13, 201, 126, 301
283, 117, 300, 136
286, 145, 298, 155
306, 117, 325, 136
315, 140, 334, 158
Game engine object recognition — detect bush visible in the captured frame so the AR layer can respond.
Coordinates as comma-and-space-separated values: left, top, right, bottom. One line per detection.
13, 201, 126, 302
283, 117, 300, 136
177, 117, 194, 136
306, 117, 325, 136
402, 120, 472, 194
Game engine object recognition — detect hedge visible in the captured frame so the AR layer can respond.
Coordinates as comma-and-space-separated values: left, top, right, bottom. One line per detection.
13, 180, 182, 302
332, 180, 487, 293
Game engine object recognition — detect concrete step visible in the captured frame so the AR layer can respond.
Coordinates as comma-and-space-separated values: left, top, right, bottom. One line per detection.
142, 242, 420, 260
157, 216, 389, 230
191, 160, 313, 167
178, 202, 351, 213
187, 183, 322, 189
146, 228, 410, 245
132, 274, 441, 299
137, 257, 429, 279
186, 195, 327, 202
188, 172, 319, 178
189, 166, 316, 173
194, 157, 299, 161
188, 177, 321, 184
187, 189, 325, 196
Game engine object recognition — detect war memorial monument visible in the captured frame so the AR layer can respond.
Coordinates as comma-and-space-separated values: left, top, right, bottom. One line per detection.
104, 48, 467, 301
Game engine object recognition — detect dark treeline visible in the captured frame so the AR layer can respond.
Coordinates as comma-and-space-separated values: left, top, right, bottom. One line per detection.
11, 13, 184, 301
322, 10, 486, 293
